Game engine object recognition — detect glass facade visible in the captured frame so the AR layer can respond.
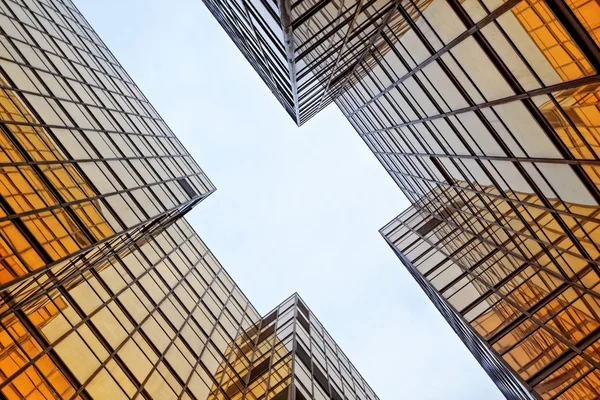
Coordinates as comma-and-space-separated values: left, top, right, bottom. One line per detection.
202, 0, 435, 124
208, 294, 379, 400
204, 0, 600, 398
0, 218, 261, 399
0, 0, 215, 309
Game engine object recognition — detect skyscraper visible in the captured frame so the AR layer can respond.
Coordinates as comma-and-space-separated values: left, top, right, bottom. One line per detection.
0, 0, 378, 399
203, 0, 600, 398
208, 294, 379, 400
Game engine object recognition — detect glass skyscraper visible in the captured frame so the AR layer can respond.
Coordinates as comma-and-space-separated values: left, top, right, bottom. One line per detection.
0, 0, 377, 399
203, 0, 600, 398
208, 294, 378, 400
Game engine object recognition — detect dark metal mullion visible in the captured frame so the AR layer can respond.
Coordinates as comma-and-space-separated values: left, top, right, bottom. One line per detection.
346, 0, 520, 117
360, 145, 600, 170
11, 215, 177, 312
176, 301, 256, 400
0, 105, 181, 136
0, 81, 159, 124
6, 309, 93, 399
518, 326, 600, 389
430, 194, 594, 268
436, 247, 505, 295
63, 21, 198, 203
67, 268, 215, 400
81, 230, 224, 398
17, 0, 122, 73
0, 67, 100, 244
0, 187, 211, 308
292, 0, 335, 29
362, 75, 600, 132
422, 187, 586, 286
312, 0, 364, 116
224, 5, 297, 109
0, 169, 202, 240
0, 3, 143, 100
397, 170, 599, 230
483, 3, 600, 165
297, 32, 373, 91
392, 169, 600, 290
353, 77, 439, 197
0, 186, 54, 271
54, 279, 151, 399
0, 47, 151, 111
0, 148, 195, 168
244, 0, 286, 56
125, 285, 233, 400
207, 0, 295, 110
238, 0, 293, 123
82, 250, 213, 398
445, 0, 600, 279
277, 0, 301, 124
396, 213, 599, 394
15, 9, 165, 223
365, 20, 539, 259
401, 0, 598, 283
413, 202, 587, 306
549, 369, 598, 400
544, 0, 600, 73
294, 0, 367, 53
0, 228, 204, 388
296, 0, 384, 62
547, 337, 600, 399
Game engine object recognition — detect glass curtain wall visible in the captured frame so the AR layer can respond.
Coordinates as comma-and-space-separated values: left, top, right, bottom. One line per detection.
207, 293, 379, 400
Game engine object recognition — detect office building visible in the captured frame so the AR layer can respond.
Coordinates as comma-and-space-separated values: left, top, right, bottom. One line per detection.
208, 294, 378, 400
0, 0, 377, 399
203, 0, 600, 398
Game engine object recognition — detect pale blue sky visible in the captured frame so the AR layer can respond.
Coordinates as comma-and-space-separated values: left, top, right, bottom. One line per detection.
77, 1, 504, 398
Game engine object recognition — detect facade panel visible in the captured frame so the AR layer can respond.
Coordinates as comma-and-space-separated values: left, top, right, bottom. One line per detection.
208, 294, 379, 400
344, 0, 600, 398
382, 204, 600, 399
0, 0, 215, 311
0, 218, 261, 399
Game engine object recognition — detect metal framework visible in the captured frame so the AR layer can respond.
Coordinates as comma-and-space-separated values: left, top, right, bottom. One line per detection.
207, 293, 379, 400
203, 0, 436, 125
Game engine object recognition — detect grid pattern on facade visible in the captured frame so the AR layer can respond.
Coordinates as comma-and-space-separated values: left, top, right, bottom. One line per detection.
0, 0, 215, 310
381, 216, 534, 399
201, 0, 444, 125
0, 218, 262, 400
317, 0, 600, 398
382, 204, 600, 400
207, 293, 379, 400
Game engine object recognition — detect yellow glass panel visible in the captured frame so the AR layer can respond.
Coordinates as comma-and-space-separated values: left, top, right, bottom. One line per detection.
511, 0, 595, 81
565, 0, 600, 47
502, 326, 569, 379
0, 309, 76, 400
0, 75, 115, 286
558, 368, 600, 399
534, 355, 592, 399
540, 85, 600, 160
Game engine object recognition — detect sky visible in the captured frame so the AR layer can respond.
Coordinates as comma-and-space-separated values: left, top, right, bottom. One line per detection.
76, 1, 505, 399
